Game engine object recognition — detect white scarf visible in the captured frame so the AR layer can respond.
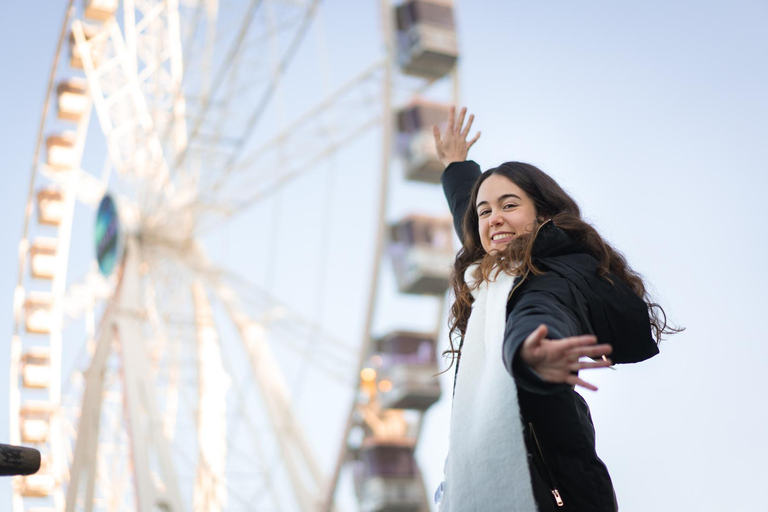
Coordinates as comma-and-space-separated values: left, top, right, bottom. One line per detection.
439, 265, 536, 511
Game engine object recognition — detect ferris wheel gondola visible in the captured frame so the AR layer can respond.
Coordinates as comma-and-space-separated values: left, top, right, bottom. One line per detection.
9, 0, 462, 510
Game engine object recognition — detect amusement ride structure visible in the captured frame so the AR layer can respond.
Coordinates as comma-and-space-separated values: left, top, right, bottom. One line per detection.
9, 0, 461, 510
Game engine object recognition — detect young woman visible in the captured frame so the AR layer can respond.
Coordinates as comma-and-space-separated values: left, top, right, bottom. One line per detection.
431, 107, 676, 511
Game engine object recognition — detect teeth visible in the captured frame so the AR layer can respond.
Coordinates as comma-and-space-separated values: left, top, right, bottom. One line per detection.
492, 234, 512, 241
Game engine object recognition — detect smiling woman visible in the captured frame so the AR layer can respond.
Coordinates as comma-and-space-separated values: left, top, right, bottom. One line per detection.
430, 107, 682, 511
475, 174, 539, 253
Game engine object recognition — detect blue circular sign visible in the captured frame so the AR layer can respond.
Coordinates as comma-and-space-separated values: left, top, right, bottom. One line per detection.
95, 194, 121, 276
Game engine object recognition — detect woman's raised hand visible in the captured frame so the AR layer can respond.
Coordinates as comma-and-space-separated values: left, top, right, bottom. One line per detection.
520, 324, 613, 391
432, 106, 481, 168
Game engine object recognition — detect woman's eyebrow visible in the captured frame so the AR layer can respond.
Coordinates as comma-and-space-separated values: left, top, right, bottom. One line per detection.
476, 194, 522, 209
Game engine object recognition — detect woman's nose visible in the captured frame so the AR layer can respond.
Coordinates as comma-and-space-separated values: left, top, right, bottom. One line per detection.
488, 211, 503, 226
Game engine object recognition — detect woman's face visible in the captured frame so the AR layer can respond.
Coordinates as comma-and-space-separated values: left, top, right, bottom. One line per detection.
475, 174, 539, 253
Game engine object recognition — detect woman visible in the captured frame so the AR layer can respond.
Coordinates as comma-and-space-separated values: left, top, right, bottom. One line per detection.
432, 107, 677, 511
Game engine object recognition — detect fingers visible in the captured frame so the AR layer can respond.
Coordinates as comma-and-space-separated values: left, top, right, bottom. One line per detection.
461, 114, 474, 137
551, 336, 612, 357
567, 375, 599, 392
521, 325, 548, 365
467, 131, 481, 149
551, 334, 598, 352
568, 359, 613, 372
553, 340, 611, 366
567, 344, 613, 359
432, 124, 442, 146
456, 107, 467, 133
448, 105, 456, 133
525, 324, 548, 345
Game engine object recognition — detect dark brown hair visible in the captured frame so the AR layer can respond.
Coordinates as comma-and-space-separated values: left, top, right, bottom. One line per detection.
444, 162, 681, 369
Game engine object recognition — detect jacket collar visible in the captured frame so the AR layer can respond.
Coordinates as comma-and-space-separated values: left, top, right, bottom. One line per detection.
531, 220, 588, 260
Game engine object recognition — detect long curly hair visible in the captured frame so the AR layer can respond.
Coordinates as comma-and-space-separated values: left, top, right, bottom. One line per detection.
444, 161, 681, 369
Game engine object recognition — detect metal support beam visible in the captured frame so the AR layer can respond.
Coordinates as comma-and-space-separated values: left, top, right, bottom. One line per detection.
191, 280, 229, 512
117, 237, 184, 512
66, 306, 116, 512
213, 281, 326, 512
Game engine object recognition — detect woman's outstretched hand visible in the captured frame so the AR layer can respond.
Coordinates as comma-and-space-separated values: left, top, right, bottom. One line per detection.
520, 324, 613, 391
432, 106, 481, 168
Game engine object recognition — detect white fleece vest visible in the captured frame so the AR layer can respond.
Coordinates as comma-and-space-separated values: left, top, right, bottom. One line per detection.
439, 266, 536, 511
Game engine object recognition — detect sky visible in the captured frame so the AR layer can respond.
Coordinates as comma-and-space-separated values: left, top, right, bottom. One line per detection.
2, 1, 768, 511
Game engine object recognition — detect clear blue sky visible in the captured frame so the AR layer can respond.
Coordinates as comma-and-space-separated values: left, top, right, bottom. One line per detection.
2, 1, 767, 510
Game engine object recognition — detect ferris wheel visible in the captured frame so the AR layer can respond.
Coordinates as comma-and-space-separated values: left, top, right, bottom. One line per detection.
9, 0, 462, 510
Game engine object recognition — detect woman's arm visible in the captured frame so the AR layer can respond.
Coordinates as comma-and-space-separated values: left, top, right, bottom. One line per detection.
433, 106, 482, 240
503, 284, 613, 394
441, 161, 480, 241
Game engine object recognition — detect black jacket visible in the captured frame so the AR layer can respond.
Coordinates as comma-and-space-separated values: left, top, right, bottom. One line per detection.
441, 161, 658, 511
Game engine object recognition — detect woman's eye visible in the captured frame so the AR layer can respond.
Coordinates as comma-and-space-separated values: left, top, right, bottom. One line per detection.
478, 210, 490, 216
503, 204, 518, 210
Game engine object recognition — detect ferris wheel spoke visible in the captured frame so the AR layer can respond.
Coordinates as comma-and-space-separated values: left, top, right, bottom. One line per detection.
216, 57, 386, 181
194, 60, 386, 227
65, 301, 117, 512
216, 0, 321, 169
187, 260, 359, 381
177, 0, 215, 84
140, 260, 185, 448
201, 329, 288, 511
219, 113, 380, 219
175, 244, 357, 356
94, 387, 134, 508
224, 272, 358, 355
209, 279, 329, 511
215, 375, 286, 510
174, 0, 263, 156
110, 239, 185, 511
142, 250, 292, 509
164, 308, 288, 512
190, 279, 229, 511
177, 0, 321, 172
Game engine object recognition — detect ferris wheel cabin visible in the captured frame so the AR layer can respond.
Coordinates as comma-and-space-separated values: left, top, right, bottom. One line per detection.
395, 0, 458, 79
20, 401, 52, 444
56, 78, 88, 123
45, 132, 78, 170
23, 292, 54, 335
354, 439, 424, 512
21, 347, 52, 390
389, 214, 454, 295
397, 101, 451, 183
29, 238, 58, 280
36, 189, 64, 226
68, 23, 101, 69
375, 331, 441, 411
18, 457, 55, 498
84, 0, 118, 22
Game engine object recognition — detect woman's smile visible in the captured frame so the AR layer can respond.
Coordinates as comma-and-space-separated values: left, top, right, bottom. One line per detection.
491, 231, 515, 243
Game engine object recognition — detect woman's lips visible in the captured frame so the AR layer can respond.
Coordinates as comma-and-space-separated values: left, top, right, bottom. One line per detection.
491, 233, 514, 244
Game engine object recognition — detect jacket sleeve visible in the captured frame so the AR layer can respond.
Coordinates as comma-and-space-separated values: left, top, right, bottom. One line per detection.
440, 160, 482, 242
502, 287, 583, 395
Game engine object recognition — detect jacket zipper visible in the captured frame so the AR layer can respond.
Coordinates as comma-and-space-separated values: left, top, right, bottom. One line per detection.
528, 422, 565, 507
